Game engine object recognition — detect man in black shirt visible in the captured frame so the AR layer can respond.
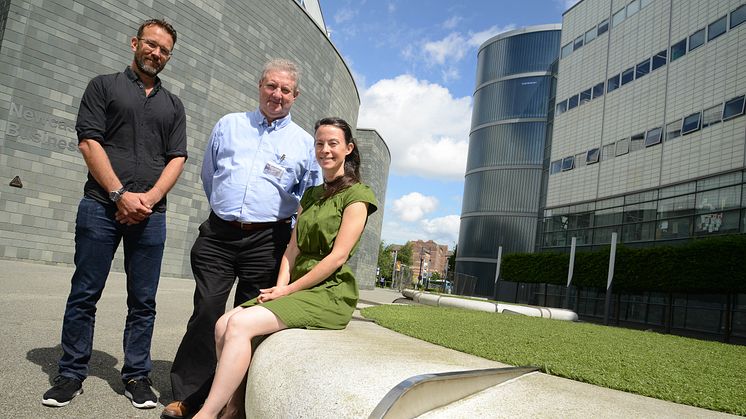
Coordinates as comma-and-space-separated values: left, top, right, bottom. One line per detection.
42, 19, 187, 410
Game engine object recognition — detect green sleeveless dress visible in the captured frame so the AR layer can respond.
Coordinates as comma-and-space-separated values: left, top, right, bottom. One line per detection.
240, 182, 378, 329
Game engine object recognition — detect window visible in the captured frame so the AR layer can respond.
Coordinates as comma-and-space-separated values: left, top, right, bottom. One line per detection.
723, 95, 745, 120
607, 74, 620, 93
575, 152, 587, 168
666, 119, 681, 141
671, 39, 687, 61
586, 148, 600, 164
561, 42, 573, 58
702, 105, 721, 128
592, 82, 604, 99
561, 156, 575, 171
644, 127, 662, 147
550, 160, 562, 174
708, 16, 727, 41
641, 0, 652, 8
635, 58, 651, 79
568, 94, 579, 110
598, 18, 609, 35
629, 133, 644, 151
627, 0, 640, 17
652, 49, 667, 70
602, 144, 615, 161
574, 35, 584, 50
731, 4, 746, 29
688, 29, 705, 51
556, 100, 567, 115
615, 138, 630, 156
613, 8, 626, 27
580, 88, 592, 105
585, 27, 597, 44
681, 112, 701, 135
621, 67, 634, 85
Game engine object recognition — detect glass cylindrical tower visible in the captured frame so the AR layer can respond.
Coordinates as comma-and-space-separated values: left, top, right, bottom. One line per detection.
456, 25, 561, 296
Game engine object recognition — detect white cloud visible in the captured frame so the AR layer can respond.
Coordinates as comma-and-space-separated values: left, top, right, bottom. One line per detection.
334, 8, 356, 24
467, 25, 516, 48
358, 74, 471, 179
442, 15, 462, 30
392, 192, 438, 222
420, 215, 460, 245
423, 32, 467, 65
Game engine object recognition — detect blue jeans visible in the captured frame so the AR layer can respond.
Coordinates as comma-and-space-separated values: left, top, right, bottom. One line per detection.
58, 197, 166, 382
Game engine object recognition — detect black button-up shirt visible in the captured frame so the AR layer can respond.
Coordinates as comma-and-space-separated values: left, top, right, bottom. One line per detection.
76, 66, 187, 212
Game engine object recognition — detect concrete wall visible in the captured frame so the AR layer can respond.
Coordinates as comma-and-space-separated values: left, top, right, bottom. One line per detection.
349, 128, 390, 289
0, 0, 367, 279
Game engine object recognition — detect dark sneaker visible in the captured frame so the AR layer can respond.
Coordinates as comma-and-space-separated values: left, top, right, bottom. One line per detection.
42, 375, 83, 407
124, 377, 157, 409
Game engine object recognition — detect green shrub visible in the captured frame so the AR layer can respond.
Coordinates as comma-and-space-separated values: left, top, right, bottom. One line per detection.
501, 234, 746, 293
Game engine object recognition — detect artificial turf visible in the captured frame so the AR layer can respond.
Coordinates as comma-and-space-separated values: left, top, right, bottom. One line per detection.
361, 304, 746, 415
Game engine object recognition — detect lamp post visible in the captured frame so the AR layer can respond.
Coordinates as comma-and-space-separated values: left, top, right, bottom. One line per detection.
417, 248, 425, 290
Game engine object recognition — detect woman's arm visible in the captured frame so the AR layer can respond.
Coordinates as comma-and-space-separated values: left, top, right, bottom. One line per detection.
274, 207, 303, 288
258, 201, 368, 303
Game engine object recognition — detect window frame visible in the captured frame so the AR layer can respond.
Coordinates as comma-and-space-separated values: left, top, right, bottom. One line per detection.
598, 18, 609, 35
652, 49, 667, 70
607, 74, 620, 93
708, 15, 727, 41
612, 8, 626, 27
556, 100, 568, 115
722, 95, 746, 121
730, 4, 746, 29
621, 67, 634, 85
644, 127, 663, 147
586, 148, 600, 164
561, 42, 573, 59
671, 38, 687, 61
635, 58, 651, 79
585, 27, 597, 44
681, 112, 702, 135
615, 138, 630, 156
579, 88, 592, 105
574, 35, 584, 51
688, 28, 705, 51
568, 94, 579, 110
701, 104, 722, 128
629, 133, 645, 152
592, 82, 605, 99
550, 160, 562, 175
665, 119, 682, 142
561, 156, 575, 171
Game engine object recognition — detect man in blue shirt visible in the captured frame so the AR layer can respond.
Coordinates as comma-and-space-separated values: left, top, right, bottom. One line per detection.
163, 59, 320, 419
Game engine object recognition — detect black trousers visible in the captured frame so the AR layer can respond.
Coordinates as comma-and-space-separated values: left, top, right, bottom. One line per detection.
169, 212, 291, 404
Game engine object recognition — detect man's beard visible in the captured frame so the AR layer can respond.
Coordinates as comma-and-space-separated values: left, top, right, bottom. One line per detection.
135, 54, 162, 77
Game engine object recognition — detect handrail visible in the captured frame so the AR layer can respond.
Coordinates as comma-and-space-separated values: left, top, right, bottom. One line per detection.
368, 366, 539, 419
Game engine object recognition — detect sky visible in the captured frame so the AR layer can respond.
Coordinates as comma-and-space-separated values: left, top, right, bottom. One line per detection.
320, 0, 580, 248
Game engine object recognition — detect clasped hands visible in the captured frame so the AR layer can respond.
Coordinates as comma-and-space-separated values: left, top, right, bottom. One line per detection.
114, 191, 158, 225
257, 285, 291, 304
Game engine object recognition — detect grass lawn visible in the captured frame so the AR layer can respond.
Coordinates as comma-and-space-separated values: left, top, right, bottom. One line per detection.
361, 304, 746, 416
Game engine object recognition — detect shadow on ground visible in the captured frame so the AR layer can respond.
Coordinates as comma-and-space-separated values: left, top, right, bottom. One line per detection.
27, 345, 174, 403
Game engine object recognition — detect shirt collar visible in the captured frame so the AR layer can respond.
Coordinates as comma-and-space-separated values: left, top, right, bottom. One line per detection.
252, 109, 292, 130
124, 66, 161, 92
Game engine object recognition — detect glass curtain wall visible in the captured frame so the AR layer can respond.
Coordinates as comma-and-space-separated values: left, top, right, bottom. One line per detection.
457, 26, 561, 296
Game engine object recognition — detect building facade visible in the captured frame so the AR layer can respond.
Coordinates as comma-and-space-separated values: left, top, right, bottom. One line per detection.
542, 0, 746, 252
456, 25, 562, 296
408, 240, 449, 282
0, 0, 388, 287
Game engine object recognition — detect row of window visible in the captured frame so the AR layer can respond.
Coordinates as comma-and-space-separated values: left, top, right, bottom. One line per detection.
556, 4, 745, 117
542, 207, 746, 247
549, 94, 746, 175
560, 0, 654, 59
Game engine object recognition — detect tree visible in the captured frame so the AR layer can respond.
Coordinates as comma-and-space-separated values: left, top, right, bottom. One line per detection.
398, 242, 413, 266
447, 245, 457, 276
377, 241, 393, 280
430, 271, 442, 282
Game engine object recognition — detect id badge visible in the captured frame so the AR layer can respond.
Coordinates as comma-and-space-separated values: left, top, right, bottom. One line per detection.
264, 160, 285, 180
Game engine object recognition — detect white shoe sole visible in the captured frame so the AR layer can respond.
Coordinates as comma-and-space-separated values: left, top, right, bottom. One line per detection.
124, 390, 157, 409
42, 388, 83, 407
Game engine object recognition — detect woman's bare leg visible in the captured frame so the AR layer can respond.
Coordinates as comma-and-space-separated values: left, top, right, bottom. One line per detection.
193, 306, 286, 419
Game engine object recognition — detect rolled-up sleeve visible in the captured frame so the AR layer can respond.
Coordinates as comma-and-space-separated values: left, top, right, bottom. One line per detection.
75, 76, 107, 143
166, 95, 188, 161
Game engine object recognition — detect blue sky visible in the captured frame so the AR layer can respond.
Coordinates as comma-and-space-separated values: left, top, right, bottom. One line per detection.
320, 0, 579, 248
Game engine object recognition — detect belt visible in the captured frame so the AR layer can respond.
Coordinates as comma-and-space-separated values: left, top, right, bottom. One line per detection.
227, 217, 292, 231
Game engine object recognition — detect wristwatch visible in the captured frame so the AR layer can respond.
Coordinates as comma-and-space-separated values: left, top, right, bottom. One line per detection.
109, 187, 126, 203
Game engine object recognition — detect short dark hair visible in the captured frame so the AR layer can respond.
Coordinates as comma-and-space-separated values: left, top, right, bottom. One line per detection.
314, 117, 361, 199
137, 19, 177, 45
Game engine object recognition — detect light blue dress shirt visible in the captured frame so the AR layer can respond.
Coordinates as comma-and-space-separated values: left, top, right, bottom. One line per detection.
202, 110, 321, 222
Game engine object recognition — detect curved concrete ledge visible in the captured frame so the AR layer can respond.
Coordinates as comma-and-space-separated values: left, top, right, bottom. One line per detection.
245, 319, 505, 418
243, 313, 733, 418
402, 289, 578, 321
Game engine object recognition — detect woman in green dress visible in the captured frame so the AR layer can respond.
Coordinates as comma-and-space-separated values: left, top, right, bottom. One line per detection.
193, 117, 378, 419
